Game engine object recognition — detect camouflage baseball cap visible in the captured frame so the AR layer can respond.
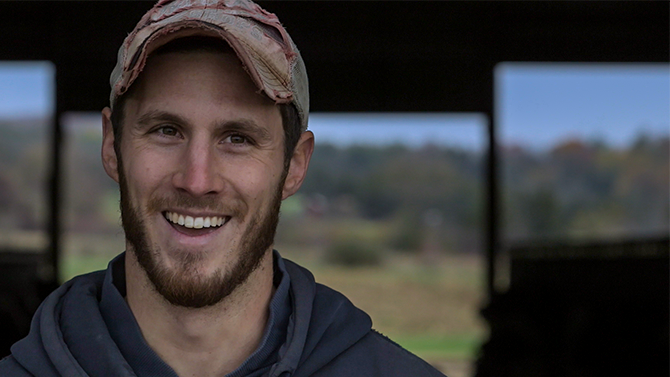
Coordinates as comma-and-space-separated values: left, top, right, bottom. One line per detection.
109, 0, 309, 131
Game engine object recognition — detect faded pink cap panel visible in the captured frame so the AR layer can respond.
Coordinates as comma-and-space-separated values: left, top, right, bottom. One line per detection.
109, 0, 309, 131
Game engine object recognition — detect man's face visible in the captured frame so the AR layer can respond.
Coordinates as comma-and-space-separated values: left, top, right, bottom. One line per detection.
104, 50, 289, 308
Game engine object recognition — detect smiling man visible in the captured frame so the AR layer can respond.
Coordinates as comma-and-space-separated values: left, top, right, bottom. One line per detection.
1, 1, 445, 376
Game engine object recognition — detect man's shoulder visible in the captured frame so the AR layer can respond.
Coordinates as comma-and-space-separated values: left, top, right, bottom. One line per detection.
312, 329, 447, 377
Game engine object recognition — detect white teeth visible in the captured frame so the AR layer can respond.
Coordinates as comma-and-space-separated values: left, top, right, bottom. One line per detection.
193, 217, 203, 229
165, 212, 227, 229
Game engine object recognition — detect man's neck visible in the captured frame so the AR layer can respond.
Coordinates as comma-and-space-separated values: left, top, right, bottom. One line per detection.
124, 251, 275, 377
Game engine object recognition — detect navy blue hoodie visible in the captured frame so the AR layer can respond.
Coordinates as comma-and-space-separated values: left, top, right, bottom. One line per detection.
0, 253, 445, 376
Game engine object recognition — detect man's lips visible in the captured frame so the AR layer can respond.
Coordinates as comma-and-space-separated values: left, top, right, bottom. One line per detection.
163, 211, 231, 229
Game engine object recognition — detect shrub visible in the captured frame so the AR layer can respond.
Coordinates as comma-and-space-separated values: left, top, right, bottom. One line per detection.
324, 238, 384, 267
389, 214, 423, 252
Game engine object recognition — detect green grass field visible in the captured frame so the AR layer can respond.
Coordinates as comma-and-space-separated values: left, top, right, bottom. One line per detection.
393, 333, 482, 360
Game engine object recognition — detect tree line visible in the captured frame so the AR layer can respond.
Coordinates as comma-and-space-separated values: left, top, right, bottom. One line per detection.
0, 119, 667, 255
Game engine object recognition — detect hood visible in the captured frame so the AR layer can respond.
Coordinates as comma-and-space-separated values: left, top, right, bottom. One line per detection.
8, 258, 372, 377
10, 271, 136, 377
270, 260, 372, 377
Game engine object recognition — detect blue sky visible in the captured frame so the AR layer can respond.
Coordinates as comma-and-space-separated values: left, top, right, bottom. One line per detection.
496, 63, 669, 150
308, 113, 486, 151
1, 61, 668, 151
0, 62, 54, 118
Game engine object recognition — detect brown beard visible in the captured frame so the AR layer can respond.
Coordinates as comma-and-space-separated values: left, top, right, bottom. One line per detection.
118, 155, 285, 308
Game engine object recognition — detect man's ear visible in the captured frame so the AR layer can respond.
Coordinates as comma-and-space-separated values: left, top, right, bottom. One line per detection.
101, 107, 120, 183
282, 131, 315, 200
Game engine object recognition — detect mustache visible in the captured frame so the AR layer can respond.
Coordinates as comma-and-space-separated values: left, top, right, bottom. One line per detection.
147, 193, 244, 217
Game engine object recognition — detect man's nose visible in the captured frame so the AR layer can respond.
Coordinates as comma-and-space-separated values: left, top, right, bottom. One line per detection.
172, 140, 224, 197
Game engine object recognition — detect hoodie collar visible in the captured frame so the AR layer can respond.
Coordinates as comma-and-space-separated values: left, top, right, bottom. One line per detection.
99, 251, 292, 377
270, 260, 373, 377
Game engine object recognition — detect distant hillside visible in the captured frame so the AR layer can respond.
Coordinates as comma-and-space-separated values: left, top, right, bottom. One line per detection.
502, 136, 669, 242
0, 119, 667, 251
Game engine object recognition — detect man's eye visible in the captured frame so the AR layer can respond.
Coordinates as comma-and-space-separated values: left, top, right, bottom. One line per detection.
157, 126, 179, 137
229, 135, 247, 144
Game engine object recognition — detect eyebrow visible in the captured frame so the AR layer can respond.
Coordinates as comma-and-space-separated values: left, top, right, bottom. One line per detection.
136, 110, 272, 141
137, 110, 186, 127
217, 119, 272, 142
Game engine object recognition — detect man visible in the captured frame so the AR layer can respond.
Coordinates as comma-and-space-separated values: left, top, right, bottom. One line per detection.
1, 0, 446, 376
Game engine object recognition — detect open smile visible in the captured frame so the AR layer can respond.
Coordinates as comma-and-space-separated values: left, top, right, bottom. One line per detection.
163, 211, 230, 230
